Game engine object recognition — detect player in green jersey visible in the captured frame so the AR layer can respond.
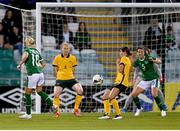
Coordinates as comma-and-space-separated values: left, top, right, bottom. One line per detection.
17, 37, 54, 119
122, 47, 167, 117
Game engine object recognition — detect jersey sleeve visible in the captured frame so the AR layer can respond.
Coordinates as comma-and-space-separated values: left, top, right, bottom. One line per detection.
52, 55, 59, 67
133, 59, 139, 67
146, 55, 155, 63
73, 56, 78, 67
120, 56, 127, 65
24, 48, 29, 54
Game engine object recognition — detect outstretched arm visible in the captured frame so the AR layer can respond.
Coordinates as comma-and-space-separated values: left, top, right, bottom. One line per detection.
149, 57, 162, 64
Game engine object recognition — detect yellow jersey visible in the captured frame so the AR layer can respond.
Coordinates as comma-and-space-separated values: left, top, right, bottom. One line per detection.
52, 54, 77, 80
114, 56, 131, 87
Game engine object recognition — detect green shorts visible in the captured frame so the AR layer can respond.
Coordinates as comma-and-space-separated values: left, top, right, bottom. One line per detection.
55, 79, 78, 89
113, 83, 127, 93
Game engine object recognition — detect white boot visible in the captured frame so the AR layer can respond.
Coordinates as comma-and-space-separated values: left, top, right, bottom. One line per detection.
113, 115, 123, 120
98, 114, 111, 120
161, 110, 166, 117
134, 108, 143, 117
19, 114, 32, 119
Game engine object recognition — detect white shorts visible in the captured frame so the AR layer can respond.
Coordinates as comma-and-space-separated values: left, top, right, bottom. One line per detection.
137, 79, 160, 90
27, 73, 44, 89
134, 76, 142, 87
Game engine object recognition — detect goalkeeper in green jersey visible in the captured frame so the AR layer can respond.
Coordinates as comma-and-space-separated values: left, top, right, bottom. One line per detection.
122, 47, 167, 117
17, 37, 54, 119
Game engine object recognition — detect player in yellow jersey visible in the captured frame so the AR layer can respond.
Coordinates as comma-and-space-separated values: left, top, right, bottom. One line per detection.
99, 47, 132, 120
52, 42, 83, 117
98, 50, 122, 120
109, 47, 132, 120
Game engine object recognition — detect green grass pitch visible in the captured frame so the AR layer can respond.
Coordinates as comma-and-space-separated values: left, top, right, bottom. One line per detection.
0, 112, 179, 130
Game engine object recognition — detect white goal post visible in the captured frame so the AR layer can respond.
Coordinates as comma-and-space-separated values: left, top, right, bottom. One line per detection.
33, 2, 180, 114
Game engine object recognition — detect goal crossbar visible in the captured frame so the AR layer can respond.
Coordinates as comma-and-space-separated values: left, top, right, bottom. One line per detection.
36, 2, 180, 8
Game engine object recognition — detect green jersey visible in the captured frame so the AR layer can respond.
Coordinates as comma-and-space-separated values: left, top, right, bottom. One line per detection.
133, 55, 159, 81
24, 48, 43, 75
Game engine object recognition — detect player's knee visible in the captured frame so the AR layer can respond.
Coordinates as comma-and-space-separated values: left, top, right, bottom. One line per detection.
108, 95, 115, 101
131, 92, 137, 97
151, 89, 158, 97
54, 90, 60, 97
54, 92, 60, 97
36, 86, 42, 93
102, 95, 108, 100
77, 89, 83, 95
74, 84, 83, 95
36, 89, 42, 93
25, 88, 32, 94
151, 92, 158, 97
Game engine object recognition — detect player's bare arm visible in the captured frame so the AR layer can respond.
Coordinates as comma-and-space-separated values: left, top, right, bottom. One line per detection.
149, 57, 161, 64
40, 60, 46, 69
17, 52, 29, 70
152, 58, 162, 64
53, 66, 58, 77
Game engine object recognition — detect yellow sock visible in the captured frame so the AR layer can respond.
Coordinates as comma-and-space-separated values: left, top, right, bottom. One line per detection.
74, 95, 83, 110
53, 97, 60, 109
111, 98, 121, 115
103, 99, 110, 115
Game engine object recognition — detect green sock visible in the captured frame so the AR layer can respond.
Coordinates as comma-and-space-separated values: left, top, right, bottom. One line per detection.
38, 91, 53, 106
133, 97, 141, 109
25, 94, 31, 115
154, 96, 163, 110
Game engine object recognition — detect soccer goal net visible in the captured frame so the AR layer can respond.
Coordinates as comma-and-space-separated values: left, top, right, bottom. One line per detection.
0, 3, 179, 114
34, 3, 180, 114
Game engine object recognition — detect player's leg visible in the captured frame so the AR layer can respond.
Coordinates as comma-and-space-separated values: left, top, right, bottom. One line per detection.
158, 88, 165, 103
109, 87, 122, 120
122, 93, 133, 113
35, 73, 53, 107
53, 85, 63, 117
19, 75, 36, 119
131, 87, 144, 116
131, 80, 149, 116
122, 77, 142, 113
151, 79, 167, 117
98, 89, 111, 119
72, 82, 83, 117
19, 88, 33, 119
36, 85, 54, 108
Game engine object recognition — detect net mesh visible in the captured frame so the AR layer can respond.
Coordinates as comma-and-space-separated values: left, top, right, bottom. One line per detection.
37, 6, 180, 113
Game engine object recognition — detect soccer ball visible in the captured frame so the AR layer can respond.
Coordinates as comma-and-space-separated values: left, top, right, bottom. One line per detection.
93, 74, 103, 86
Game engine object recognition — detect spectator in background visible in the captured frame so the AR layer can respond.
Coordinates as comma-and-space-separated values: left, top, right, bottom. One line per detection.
2, 9, 16, 37
75, 22, 91, 52
143, 17, 162, 56
165, 25, 177, 50
59, 23, 74, 50
0, 23, 5, 48
9, 26, 23, 55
